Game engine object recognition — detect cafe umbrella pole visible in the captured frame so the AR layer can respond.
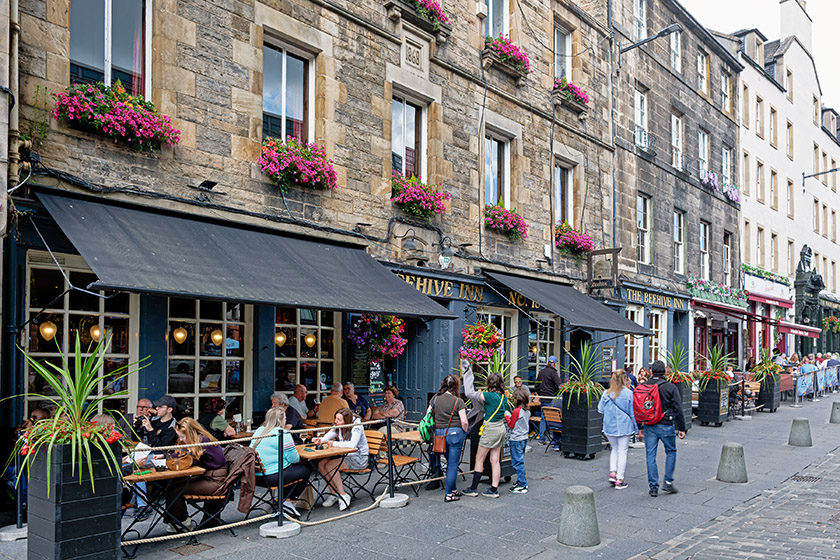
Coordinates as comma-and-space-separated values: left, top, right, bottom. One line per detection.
259, 428, 301, 538
379, 417, 409, 509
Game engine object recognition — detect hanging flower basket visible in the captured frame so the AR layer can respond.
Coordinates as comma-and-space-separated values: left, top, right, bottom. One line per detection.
482, 35, 531, 87
391, 172, 450, 221
552, 77, 589, 118
459, 321, 503, 363
823, 316, 840, 334
484, 204, 528, 241
347, 315, 407, 361
384, 0, 452, 42
554, 221, 595, 263
259, 136, 338, 193
52, 81, 180, 152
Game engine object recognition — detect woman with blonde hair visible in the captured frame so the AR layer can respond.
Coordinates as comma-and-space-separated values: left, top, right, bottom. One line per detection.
164, 417, 226, 533
597, 369, 636, 489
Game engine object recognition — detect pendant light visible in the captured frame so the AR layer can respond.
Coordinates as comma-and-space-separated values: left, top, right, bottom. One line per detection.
304, 333, 317, 348
275, 331, 287, 347
210, 329, 224, 346
39, 321, 57, 341
90, 325, 102, 343
172, 327, 188, 345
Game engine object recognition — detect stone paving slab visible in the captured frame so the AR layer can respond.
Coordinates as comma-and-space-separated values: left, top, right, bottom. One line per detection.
0, 392, 838, 559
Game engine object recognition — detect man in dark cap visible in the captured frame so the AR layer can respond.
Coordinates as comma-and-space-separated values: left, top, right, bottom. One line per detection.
637, 361, 686, 497
137, 395, 178, 448
536, 356, 562, 448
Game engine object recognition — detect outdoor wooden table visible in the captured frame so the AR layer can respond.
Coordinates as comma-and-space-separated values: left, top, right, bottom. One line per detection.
391, 429, 424, 457
121, 466, 206, 558
295, 444, 355, 520
235, 431, 253, 439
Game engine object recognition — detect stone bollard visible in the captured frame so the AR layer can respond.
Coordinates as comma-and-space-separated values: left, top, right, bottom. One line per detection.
716, 442, 748, 483
830, 402, 840, 424
788, 417, 813, 447
557, 485, 600, 547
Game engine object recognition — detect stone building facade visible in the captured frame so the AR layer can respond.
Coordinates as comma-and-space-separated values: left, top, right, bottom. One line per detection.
2, 0, 634, 425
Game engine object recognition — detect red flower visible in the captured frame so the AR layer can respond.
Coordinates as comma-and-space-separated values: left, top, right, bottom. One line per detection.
20, 445, 29, 455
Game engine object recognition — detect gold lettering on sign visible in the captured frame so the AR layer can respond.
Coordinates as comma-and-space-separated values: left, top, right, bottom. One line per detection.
627, 287, 687, 310
397, 273, 484, 302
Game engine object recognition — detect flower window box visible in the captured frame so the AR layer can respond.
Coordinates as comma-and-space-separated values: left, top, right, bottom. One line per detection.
483, 204, 528, 242
552, 77, 590, 120
385, 0, 452, 43
482, 36, 531, 87
259, 137, 338, 193
391, 172, 450, 221
554, 221, 595, 263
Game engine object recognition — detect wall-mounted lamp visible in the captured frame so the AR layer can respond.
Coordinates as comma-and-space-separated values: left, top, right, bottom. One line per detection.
90, 325, 102, 343
210, 329, 224, 346
304, 333, 317, 348
395, 229, 418, 252
437, 237, 456, 269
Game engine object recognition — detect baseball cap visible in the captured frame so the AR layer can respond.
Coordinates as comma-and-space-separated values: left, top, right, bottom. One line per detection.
153, 395, 177, 408
548, 355, 558, 363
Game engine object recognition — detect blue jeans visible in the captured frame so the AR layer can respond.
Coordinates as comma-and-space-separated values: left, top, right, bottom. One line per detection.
433, 427, 466, 494
644, 423, 677, 489
509, 439, 527, 487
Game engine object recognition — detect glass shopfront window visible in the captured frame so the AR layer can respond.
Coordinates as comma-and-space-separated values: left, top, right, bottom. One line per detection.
476, 310, 514, 376
25, 252, 136, 416
167, 299, 248, 418
527, 315, 556, 382
275, 308, 338, 402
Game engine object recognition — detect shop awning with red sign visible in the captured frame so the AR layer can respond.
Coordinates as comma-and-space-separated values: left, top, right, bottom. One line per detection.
747, 293, 794, 309
777, 321, 822, 338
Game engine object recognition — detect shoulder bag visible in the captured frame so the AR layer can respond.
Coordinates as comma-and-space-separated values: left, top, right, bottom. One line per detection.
418, 396, 437, 443
478, 393, 505, 436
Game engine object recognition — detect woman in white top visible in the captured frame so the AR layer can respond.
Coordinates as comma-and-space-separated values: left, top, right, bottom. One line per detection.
312, 407, 369, 511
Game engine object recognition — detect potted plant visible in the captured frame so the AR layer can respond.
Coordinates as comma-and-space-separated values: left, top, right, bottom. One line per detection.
483, 203, 529, 242
695, 345, 732, 427
258, 136, 338, 193
9, 335, 143, 560
665, 341, 692, 430
554, 221, 595, 264
552, 76, 590, 117
482, 35, 531, 87
390, 172, 450, 222
384, 0, 452, 42
458, 321, 503, 363
751, 350, 782, 413
558, 342, 605, 460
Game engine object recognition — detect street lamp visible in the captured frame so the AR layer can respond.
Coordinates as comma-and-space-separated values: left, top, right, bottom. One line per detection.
802, 167, 840, 194
618, 24, 683, 69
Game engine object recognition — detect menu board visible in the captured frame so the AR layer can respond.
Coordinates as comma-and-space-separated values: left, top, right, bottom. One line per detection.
351, 349, 369, 388
369, 359, 385, 406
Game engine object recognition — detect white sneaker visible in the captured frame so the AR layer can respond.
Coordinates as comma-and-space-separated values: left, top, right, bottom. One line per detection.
165, 519, 195, 534
282, 500, 300, 518
338, 493, 351, 511
322, 494, 338, 507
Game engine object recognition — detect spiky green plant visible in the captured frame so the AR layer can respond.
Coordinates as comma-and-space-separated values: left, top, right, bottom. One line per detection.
558, 341, 605, 406
697, 344, 734, 391
7, 334, 147, 493
473, 349, 522, 390
665, 341, 692, 384
751, 349, 782, 384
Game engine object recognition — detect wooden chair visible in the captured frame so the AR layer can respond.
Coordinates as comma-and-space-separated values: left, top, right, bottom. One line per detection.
374, 431, 421, 496
248, 449, 313, 518
542, 406, 563, 453
339, 430, 385, 502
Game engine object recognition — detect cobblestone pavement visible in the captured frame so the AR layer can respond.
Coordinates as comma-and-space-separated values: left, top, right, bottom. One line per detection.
2, 392, 839, 559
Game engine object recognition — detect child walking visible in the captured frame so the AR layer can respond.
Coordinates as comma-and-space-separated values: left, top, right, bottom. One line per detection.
507, 387, 531, 494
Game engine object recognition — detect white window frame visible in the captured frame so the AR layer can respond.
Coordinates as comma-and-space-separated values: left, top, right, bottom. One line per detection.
670, 30, 681, 72
770, 233, 778, 272
649, 309, 667, 363
721, 146, 732, 185
756, 226, 764, 267
633, 0, 647, 40
634, 89, 648, 148
391, 93, 428, 178
787, 179, 794, 217
637, 194, 651, 264
770, 170, 778, 209
275, 308, 340, 403
554, 163, 574, 226
485, 0, 509, 38
477, 309, 517, 373
697, 52, 709, 94
624, 305, 644, 375
698, 129, 709, 176
671, 114, 683, 169
700, 221, 710, 281
554, 25, 571, 79
262, 41, 316, 143
721, 72, 731, 112
756, 160, 764, 202
527, 315, 557, 383
723, 232, 732, 286
769, 107, 777, 146
673, 210, 685, 274
484, 132, 511, 208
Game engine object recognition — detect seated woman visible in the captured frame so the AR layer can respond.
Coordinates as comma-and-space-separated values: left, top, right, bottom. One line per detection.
312, 408, 369, 512
371, 386, 406, 433
164, 418, 227, 533
250, 407, 311, 518
198, 397, 236, 440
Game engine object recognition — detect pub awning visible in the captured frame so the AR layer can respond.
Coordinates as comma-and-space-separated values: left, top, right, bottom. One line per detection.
777, 321, 822, 339
485, 271, 651, 336
38, 193, 456, 319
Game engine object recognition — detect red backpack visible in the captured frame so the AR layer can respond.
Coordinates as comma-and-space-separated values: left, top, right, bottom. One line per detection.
633, 382, 664, 425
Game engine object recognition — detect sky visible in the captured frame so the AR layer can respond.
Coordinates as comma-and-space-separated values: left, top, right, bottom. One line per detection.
681, 0, 840, 110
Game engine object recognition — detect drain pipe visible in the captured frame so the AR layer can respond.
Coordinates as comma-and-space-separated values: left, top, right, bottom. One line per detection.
7, 0, 20, 196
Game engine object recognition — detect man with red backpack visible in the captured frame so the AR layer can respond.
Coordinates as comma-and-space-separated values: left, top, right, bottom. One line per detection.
633, 360, 686, 497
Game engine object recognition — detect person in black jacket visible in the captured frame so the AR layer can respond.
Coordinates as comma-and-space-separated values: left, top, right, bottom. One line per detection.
639, 361, 686, 497
138, 395, 179, 448
536, 356, 562, 446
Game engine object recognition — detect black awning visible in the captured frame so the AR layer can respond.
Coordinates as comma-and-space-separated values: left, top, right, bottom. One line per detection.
38, 193, 456, 319
485, 271, 650, 336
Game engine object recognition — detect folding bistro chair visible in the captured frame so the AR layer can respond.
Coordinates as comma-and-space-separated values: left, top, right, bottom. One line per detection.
248, 449, 311, 518
374, 431, 421, 496
541, 406, 563, 453
339, 430, 386, 502
186, 444, 256, 534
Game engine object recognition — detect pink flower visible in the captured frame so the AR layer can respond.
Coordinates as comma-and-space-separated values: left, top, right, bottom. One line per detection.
485, 35, 532, 74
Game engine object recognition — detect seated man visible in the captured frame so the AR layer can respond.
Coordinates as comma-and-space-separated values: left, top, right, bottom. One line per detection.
270, 392, 304, 444
137, 395, 179, 447
117, 398, 154, 440
288, 384, 313, 419
316, 383, 348, 425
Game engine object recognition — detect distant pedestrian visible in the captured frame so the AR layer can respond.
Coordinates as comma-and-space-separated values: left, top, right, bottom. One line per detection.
462, 359, 510, 499
625, 367, 639, 389
536, 356, 561, 446
635, 361, 686, 497
598, 370, 636, 490
636, 367, 650, 384
513, 375, 531, 397
507, 388, 531, 494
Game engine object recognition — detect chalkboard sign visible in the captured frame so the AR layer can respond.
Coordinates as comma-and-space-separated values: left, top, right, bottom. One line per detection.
369, 359, 385, 406
351, 349, 369, 388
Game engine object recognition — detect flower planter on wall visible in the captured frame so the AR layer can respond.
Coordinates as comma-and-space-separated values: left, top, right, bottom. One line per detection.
560, 396, 604, 459
385, 0, 452, 43
481, 49, 527, 87
757, 375, 781, 412
27, 442, 122, 560
697, 383, 728, 426
676, 381, 693, 430
552, 91, 589, 120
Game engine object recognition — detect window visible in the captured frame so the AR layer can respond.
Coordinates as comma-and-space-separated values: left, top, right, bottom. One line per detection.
697, 52, 709, 95
742, 83, 750, 127
770, 169, 778, 209
823, 204, 829, 238
484, 135, 509, 207
700, 221, 710, 280
743, 219, 751, 264
787, 179, 794, 217
814, 143, 820, 173
633, 0, 647, 41
670, 30, 682, 72
673, 211, 685, 274
263, 44, 310, 142
671, 114, 683, 169
755, 96, 764, 137
721, 72, 732, 112
25, 254, 135, 417
635, 89, 648, 148
275, 308, 337, 401
527, 316, 556, 381
770, 233, 778, 272
721, 146, 732, 185
824, 257, 828, 280
742, 151, 750, 195
788, 239, 795, 275
756, 226, 764, 267
168, 299, 248, 417
756, 160, 764, 202
814, 198, 820, 233
786, 121, 794, 159
637, 194, 651, 264
833, 159, 837, 192
814, 95, 820, 125
834, 261, 837, 293
823, 152, 829, 185
70, 0, 148, 97
833, 209, 837, 242
624, 306, 644, 375
649, 310, 667, 362
391, 96, 423, 177
786, 68, 793, 101
486, 0, 507, 37
554, 164, 572, 225
698, 130, 709, 176
554, 26, 571, 79
477, 311, 513, 372
769, 107, 778, 146
723, 232, 732, 286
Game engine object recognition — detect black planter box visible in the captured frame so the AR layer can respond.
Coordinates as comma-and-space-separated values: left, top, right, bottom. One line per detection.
561, 396, 604, 459
758, 375, 781, 412
697, 383, 728, 426
27, 443, 122, 560
676, 382, 692, 430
